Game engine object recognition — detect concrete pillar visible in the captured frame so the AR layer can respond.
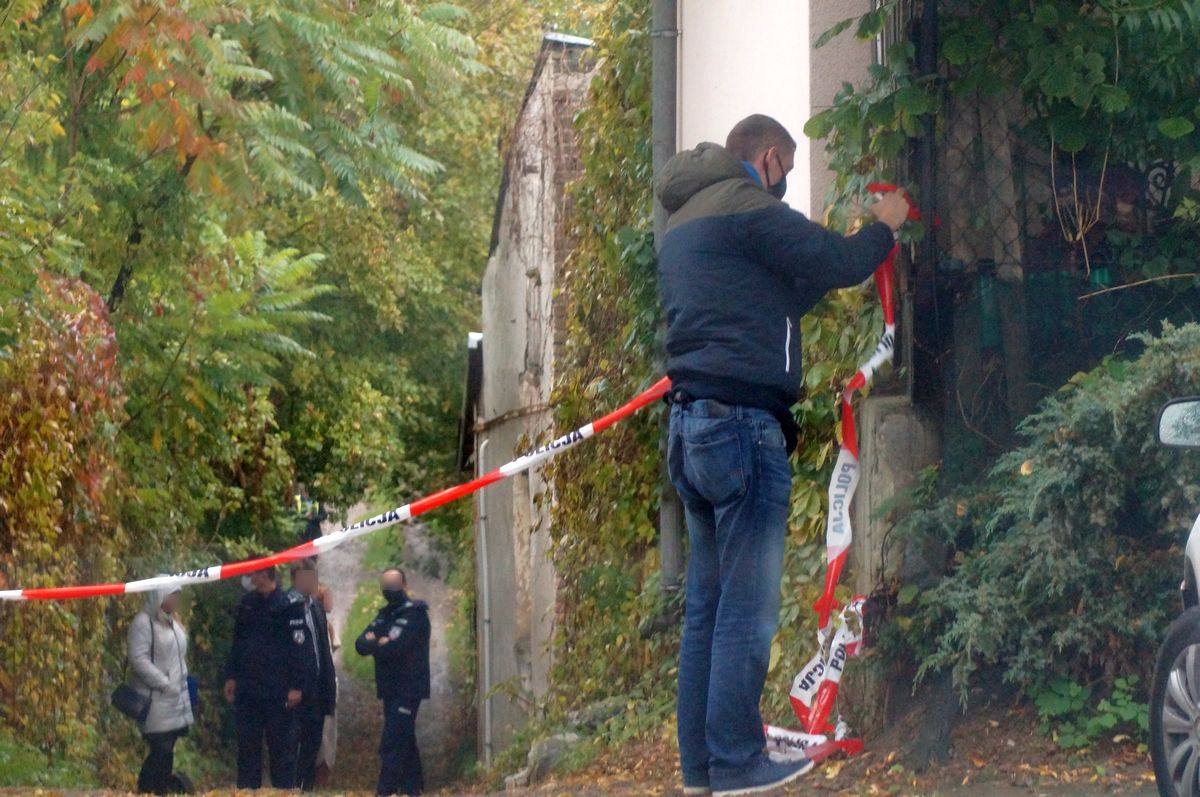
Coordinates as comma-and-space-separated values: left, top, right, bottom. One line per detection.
844, 395, 940, 731
849, 395, 940, 600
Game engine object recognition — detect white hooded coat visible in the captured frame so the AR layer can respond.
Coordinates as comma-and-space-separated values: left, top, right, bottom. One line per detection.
126, 584, 194, 735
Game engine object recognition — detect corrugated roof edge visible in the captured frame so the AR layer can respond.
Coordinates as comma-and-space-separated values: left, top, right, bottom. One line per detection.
542, 32, 594, 48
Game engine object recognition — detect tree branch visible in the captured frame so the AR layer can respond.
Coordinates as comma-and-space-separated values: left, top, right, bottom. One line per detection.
106, 153, 197, 312
1077, 273, 1199, 300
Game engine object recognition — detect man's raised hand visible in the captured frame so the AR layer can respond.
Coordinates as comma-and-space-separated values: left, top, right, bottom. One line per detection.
869, 191, 909, 232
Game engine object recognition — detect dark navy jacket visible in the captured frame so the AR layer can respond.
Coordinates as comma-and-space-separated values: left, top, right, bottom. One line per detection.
224, 586, 309, 701
355, 595, 431, 703
655, 143, 894, 449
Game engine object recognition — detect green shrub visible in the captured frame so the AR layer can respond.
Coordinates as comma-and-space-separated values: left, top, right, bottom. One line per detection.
1033, 675, 1148, 750
891, 323, 1200, 698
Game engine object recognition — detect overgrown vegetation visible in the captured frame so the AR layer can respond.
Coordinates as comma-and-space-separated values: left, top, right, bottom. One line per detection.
0, 0, 570, 784
885, 324, 1200, 702
810, 0, 1200, 239
811, 3, 1200, 738
809, 0, 1200, 399
0, 276, 131, 781
0, 727, 98, 788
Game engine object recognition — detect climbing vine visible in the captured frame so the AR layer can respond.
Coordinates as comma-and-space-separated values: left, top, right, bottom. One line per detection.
807, 0, 1200, 284
0, 275, 133, 782
548, 0, 667, 717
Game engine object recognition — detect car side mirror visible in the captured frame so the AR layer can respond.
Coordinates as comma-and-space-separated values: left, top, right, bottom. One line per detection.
1158, 398, 1200, 449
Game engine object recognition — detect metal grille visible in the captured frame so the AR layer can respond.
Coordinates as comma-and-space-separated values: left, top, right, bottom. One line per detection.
878, 3, 1200, 474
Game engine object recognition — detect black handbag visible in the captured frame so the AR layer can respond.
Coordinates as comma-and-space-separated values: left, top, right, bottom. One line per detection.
111, 683, 152, 722
112, 614, 155, 722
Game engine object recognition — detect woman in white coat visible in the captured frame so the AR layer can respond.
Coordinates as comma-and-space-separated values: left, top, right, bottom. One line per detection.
127, 583, 194, 794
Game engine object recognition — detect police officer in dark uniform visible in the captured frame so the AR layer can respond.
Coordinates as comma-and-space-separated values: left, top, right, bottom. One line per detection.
223, 565, 309, 789
300, 500, 327, 547
355, 568, 431, 796
288, 558, 337, 791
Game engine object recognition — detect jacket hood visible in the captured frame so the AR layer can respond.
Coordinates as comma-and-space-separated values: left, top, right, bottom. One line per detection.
654, 143, 751, 213
142, 578, 182, 616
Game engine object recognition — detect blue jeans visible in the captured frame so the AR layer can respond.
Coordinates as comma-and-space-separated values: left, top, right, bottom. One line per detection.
669, 400, 792, 781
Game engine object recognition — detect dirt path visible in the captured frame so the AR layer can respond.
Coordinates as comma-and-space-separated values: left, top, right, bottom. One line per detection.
401, 519, 470, 789
319, 507, 470, 792
316, 503, 378, 791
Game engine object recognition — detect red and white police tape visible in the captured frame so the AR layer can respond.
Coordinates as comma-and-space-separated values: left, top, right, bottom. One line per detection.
0, 377, 671, 602
765, 183, 918, 762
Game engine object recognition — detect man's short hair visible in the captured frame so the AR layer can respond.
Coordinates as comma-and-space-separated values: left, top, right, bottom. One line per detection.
382, 567, 406, 582
290, 557, 317, 576
725, 114, 797, 161
256, 565, 277, 582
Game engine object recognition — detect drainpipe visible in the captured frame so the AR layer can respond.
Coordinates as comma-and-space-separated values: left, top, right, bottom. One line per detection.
916, 0, 938, 287
652, 0, 683, 595
476, 438, 493, 766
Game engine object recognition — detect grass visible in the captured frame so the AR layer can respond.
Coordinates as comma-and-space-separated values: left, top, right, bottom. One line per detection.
173, 733, 232, 790
345, 581, 384, 684
0, 728, 99, 787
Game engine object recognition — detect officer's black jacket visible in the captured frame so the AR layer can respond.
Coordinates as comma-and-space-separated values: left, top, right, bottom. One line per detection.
289, 589, 337, 715
355, 596, 431, 702
224, 586, 309, 700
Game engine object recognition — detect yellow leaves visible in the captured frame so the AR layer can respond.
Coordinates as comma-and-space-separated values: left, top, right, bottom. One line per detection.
140, 117, 164, 152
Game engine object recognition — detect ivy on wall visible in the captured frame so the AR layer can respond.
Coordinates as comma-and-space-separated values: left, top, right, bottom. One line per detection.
0, 275, 134, 783
548, 0, 668, 717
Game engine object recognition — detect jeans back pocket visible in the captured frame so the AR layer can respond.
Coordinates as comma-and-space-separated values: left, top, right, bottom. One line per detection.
682, 429, 747, 506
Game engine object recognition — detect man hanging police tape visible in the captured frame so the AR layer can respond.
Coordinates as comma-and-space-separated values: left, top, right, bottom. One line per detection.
655, 114, 909, 797
223, 565, 311, 789
356, 568, 431, 797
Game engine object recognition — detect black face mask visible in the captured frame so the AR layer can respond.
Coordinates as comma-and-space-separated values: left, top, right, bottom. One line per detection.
382, 588, 407, 605
766, 152, 787, 200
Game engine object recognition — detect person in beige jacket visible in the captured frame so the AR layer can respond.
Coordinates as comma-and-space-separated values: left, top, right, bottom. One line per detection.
127, 583, 194, 794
